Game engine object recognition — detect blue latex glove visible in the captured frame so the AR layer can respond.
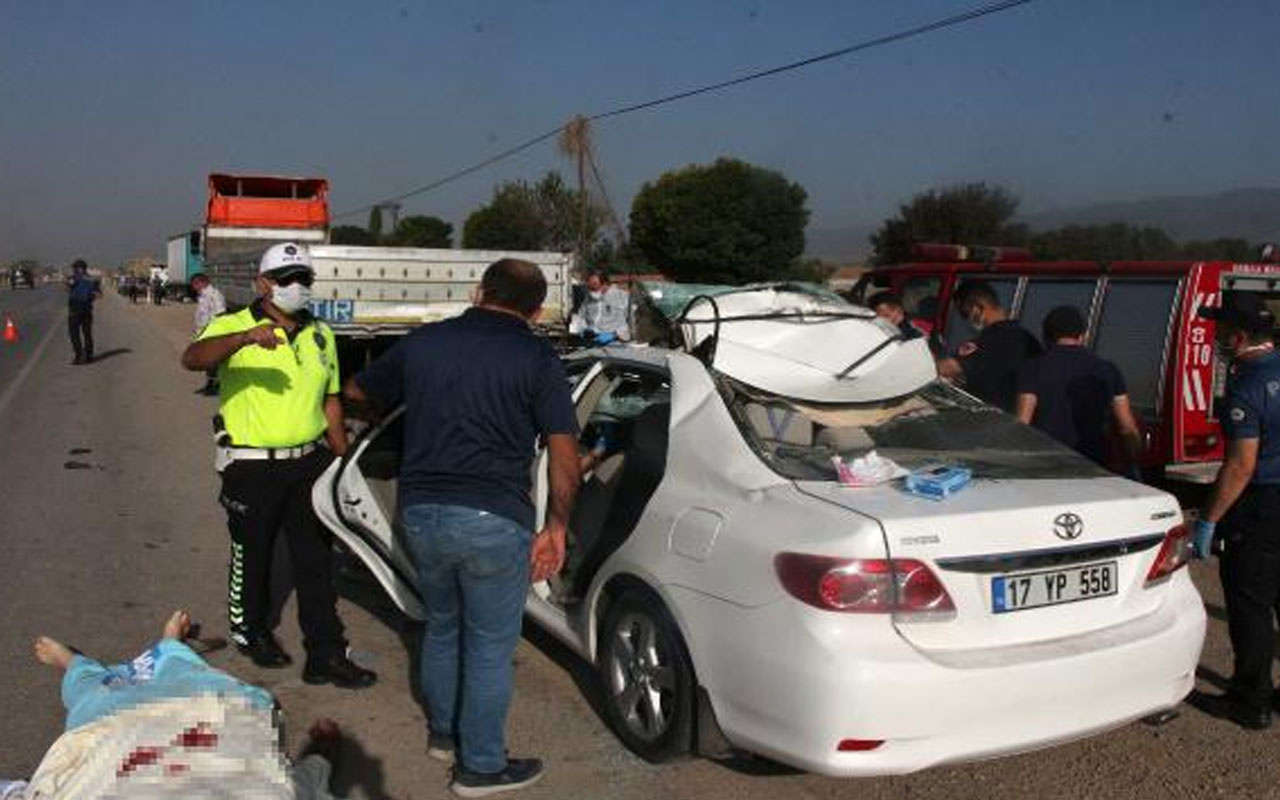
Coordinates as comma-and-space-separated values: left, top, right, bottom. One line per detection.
594, 331, 617, 345
1191, 519, 1216, 560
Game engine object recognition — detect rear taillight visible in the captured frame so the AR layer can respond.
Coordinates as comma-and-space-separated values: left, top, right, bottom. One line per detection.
775, 553, 955, 617
1145, 524, 1192, 585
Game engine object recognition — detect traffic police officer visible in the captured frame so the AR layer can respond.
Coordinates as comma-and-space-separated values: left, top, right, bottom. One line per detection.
1192, 291, 1279, 729
181, 242, 375, 688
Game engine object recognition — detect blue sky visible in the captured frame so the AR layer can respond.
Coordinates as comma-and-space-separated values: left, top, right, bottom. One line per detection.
2, 0, 1277, 265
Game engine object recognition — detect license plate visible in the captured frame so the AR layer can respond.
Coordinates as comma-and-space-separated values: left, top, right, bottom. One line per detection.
992, 561, 1118, 613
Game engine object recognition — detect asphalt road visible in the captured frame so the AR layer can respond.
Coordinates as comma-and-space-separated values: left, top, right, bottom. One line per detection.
2, 287, 1280, 799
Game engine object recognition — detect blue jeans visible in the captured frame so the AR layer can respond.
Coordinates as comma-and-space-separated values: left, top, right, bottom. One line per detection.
401, 503, 532, 774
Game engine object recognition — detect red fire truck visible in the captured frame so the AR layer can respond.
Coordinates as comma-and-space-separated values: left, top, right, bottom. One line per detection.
853, 245, 1280, 484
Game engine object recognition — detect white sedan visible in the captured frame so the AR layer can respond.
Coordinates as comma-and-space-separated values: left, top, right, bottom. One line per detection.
314, 286, 1205, 777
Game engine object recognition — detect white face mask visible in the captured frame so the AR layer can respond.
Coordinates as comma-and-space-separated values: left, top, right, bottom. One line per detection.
589, 289, 605, 301
271, 283, 312, 313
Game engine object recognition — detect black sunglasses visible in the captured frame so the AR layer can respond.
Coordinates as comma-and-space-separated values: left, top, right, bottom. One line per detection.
269, 270, 314, 288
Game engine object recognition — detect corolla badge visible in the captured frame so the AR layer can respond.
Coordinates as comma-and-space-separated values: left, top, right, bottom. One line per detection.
1053, 513, 1084, 540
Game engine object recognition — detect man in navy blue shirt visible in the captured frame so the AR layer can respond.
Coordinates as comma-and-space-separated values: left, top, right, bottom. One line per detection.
1192, 291, 1280, 730
1015, 305, 1142, 472
346, 258, 579, 795
65, 259, 100, 365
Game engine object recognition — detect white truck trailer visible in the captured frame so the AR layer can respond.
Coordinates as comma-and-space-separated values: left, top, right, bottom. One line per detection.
194, 173, 577, 376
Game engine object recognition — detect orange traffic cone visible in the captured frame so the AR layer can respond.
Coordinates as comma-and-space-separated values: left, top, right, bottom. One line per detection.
2, 317, 16, 343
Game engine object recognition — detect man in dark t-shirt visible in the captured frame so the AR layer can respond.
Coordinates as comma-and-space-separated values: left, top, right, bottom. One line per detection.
938, 280, 1040, 412
1015, 305, 1142, 471
346, 259, 580, 794
867, 290, 924, 341
65, 259, 101, 364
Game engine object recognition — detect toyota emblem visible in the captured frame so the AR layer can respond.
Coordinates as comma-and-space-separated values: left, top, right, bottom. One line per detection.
1053, 513, 1084, 540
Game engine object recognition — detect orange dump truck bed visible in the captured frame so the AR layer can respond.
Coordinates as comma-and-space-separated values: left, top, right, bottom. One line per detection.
205, 174, 329, 229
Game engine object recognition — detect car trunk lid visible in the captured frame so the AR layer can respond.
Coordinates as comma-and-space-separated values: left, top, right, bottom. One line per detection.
794, 476, 1182, 652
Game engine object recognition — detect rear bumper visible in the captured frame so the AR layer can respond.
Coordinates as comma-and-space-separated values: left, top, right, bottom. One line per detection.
680, 574, 1206, 777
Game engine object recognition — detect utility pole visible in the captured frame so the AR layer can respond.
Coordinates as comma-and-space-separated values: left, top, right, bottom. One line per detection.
560, 116, 591, 268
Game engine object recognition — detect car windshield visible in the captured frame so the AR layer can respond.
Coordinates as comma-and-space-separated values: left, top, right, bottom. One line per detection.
725, 379, 1109, 481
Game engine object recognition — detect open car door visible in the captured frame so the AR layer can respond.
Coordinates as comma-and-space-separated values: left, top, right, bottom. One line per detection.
313, 356, 608, 623
312, 408, 427, 621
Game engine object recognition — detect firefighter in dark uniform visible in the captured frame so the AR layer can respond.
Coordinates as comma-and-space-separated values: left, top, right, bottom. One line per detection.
937, 280, 1041, 413
1192, 292, 1280, 729
181, 242, 375, 689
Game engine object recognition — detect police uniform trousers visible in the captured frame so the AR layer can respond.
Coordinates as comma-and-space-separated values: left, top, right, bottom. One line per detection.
1218, 483, 1280, 711
68, 301, 94, 361
218, 447, 346, 658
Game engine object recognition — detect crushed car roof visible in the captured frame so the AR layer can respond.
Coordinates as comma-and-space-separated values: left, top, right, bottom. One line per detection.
669, 283, 936, 403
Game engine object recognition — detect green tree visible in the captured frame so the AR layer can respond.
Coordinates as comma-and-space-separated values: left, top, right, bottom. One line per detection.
1179, 237, 1255, 261
367, 207, 383, 239
388, 215, 453, 248
870, 183, 1025, 265
629, 157, 809, 284
1029, 223, 1179, 260
463, 182, 545, 250
330, 225, 377, 245
462, 172, 603, 252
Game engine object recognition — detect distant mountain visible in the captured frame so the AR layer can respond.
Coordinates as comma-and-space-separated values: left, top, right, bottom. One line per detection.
804, 188, 1280, 263
805, 224, 874, 262
1021, 188, 1280, 244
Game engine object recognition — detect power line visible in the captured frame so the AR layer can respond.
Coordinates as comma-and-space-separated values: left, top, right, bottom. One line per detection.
333, 0, 1032, 221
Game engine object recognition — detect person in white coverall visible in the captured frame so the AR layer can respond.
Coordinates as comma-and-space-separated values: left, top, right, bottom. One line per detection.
569, 269, 631, 344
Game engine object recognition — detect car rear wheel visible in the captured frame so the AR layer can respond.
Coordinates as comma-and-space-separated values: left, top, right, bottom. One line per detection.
598, 589, 694, 762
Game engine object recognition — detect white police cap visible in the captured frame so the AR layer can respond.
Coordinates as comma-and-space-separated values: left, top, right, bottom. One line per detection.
259, 242, 313, 274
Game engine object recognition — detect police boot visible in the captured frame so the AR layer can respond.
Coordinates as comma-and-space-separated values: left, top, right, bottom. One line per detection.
235, 632, 293, 668
303, 652, 378, 689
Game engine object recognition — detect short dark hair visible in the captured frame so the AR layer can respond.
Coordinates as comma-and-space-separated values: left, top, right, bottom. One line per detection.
952, 280, 999, 311
867, 290, 904, 311
190, 272, 209, 285
586, 268, 609, 283
71, 259, 87, 272
480, 258, 547, 316
1042, 305, 1086, 342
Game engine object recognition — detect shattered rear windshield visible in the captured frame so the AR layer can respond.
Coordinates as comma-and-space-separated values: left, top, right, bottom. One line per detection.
724, 379, 1109, 481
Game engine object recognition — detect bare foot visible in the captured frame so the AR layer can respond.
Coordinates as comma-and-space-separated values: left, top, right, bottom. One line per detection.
163, 610, 191, 640
34, 637, 74, 670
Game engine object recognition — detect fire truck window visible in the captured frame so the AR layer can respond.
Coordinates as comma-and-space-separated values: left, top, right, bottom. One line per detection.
1092, 280, 1179, 417
1018, 279, 1099, 347
945, 278, 1018, 352
901, 278, 942, 320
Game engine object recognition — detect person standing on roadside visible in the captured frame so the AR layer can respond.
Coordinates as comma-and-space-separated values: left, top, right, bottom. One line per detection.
937, 280, 1040, 413
180, 242, 376, 690
1190, 292, 1280, 730
66, 259, 100, 365
190, 272, 227, 395
1015, 305, 1143, 473
345, 258, 580, 796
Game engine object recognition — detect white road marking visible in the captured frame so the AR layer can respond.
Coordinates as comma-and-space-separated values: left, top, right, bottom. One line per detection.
0, 310, 61, 422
